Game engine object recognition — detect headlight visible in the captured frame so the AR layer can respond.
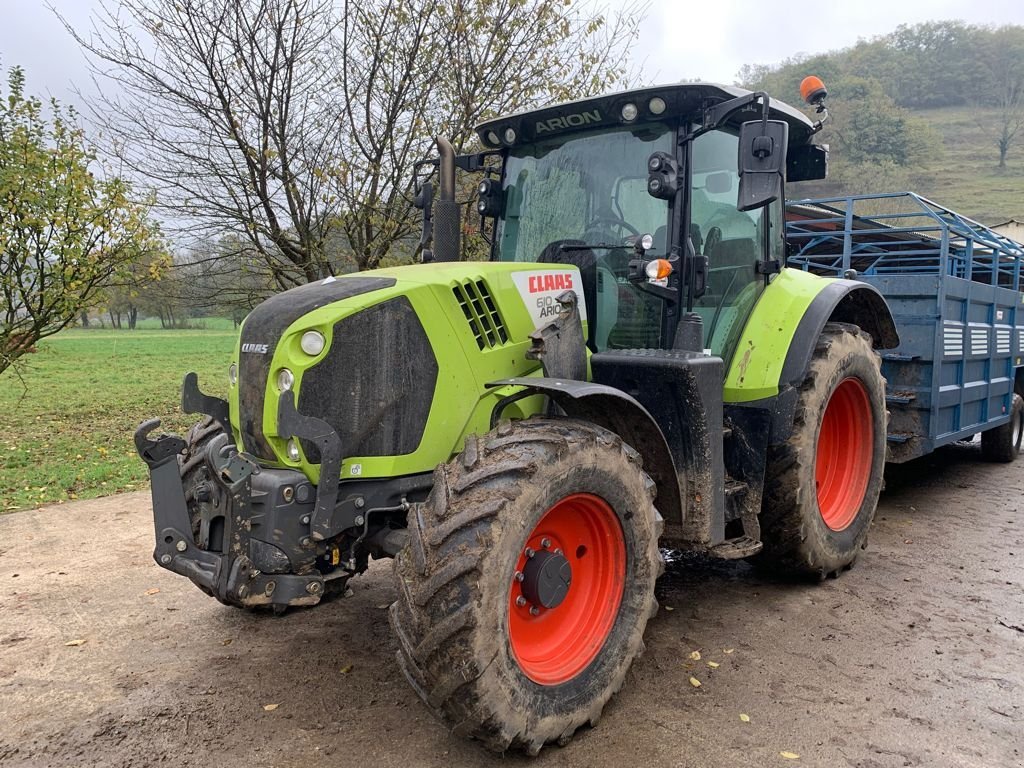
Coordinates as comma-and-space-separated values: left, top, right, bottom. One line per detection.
621, 102, 638, 122
300, 330, 325, 356
286, 439, 301, 462
228, 363, 237, 385
276, 368, 294, 392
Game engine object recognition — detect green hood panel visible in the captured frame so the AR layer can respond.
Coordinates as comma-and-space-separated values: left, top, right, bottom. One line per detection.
229, 262, 583, 483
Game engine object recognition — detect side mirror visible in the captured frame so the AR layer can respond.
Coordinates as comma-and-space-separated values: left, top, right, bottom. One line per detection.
737, 119, 789, 212
705, 172, 732, 195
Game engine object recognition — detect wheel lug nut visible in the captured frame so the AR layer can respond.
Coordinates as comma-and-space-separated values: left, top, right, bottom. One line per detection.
529, 606, 540, 616
553, 548, 562, 555
525, 547, 535, 558
516, 596, 527, 608
540, 538, 551, 549
514, 571, 524, 582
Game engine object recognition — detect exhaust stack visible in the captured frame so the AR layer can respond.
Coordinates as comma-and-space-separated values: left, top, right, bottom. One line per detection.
432, 136, 461, 263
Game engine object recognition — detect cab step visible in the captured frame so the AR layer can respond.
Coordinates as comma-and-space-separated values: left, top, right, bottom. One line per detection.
708, 535, 763, 559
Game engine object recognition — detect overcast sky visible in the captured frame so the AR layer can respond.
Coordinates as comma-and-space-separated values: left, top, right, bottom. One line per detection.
3, 0, 1024, 105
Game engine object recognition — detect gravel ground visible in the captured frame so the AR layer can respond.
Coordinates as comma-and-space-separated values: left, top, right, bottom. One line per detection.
1, 441, 1021, 768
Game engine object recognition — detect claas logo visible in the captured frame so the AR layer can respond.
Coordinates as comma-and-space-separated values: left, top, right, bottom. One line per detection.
527, 273, 574, 293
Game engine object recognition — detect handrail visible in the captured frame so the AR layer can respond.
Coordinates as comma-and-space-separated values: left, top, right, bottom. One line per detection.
785, 192, 1024, 291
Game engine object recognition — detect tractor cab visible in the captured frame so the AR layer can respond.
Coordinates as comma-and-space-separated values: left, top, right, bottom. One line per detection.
466, 83, 828, 364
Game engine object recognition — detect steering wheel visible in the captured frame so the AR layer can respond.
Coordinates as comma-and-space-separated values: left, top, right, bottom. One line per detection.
583, 215, 640, 241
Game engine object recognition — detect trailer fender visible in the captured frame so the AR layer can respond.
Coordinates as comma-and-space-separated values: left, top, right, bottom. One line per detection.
779, 279, 900, 391
487, 377, 683, 529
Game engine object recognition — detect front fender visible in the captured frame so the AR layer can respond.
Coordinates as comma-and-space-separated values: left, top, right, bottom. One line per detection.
723, 268, 898, 404
487, 377, 683, 530
778, 278, 900, 392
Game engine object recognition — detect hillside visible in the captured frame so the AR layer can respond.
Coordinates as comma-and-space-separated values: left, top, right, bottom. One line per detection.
788, 105, 1024, 225
741, 22, 1024, 225
906, 106, 1024, 223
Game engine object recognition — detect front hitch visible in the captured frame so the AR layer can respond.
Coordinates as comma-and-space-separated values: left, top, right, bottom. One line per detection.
133, 380, 326, 608
134, 418, 224, 593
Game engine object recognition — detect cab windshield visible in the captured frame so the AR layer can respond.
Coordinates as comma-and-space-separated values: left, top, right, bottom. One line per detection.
495, 124, 673, 350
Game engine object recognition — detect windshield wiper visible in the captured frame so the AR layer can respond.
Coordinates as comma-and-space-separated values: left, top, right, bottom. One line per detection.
559, 242, 628, 252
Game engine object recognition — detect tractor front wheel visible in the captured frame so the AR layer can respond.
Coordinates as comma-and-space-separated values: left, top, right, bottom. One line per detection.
390, 418, 662, 755
757, 323, 886, 578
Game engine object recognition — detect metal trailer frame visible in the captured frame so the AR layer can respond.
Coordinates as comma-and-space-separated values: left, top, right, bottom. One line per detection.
785, 192, 1024, 462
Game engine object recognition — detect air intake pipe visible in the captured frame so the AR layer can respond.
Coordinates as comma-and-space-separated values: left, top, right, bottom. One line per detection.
433, 136, 461, 262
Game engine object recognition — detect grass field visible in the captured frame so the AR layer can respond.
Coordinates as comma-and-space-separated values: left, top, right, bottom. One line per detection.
910, 106, 1024, 223
0, 328, 235, 512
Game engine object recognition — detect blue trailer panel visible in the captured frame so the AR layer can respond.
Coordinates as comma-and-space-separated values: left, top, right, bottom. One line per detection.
786, 192, 1024, 462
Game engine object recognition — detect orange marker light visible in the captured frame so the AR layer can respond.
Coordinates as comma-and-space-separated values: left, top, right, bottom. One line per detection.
800, 75, 827, 106
645, 259, 673, 280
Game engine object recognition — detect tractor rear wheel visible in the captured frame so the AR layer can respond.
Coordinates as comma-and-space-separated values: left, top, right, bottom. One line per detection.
757, 323, 886, 578
390, 418, 663, 755
981, 393, 1024, 462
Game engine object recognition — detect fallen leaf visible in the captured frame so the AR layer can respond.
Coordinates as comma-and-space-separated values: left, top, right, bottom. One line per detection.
689, 650, 701, 660
689, 676, 701, 688
376, 604, 390, 610
263, 704, 279, 711
724, 648, 735, 654
707, 661, 720, 668
222, 639, 232, 646
144, 588, 160, 596
780, 752, 800, 760
739, 713, 750, 723
663, 605, 674, 611
64, 639, 87, 647
340, 664, 353, 674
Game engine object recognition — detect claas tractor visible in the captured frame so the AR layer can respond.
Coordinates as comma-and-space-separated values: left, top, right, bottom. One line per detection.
135, 78, 901, 754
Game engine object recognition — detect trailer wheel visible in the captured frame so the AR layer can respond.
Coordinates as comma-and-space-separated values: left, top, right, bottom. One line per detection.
390, 418, 663, 755
981, 393, 1024, 462
757, 323, 886, 578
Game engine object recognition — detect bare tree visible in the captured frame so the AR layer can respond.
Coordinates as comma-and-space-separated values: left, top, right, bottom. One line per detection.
976, 26, 1024, 170
63, 0, 340, 289
61, 0, 643, 297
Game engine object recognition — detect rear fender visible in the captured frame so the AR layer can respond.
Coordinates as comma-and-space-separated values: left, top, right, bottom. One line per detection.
487, 377, 683, 530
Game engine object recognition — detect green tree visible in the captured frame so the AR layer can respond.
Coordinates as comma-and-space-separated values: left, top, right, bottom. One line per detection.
0, 66, 161, 375
825, 76, 939, 167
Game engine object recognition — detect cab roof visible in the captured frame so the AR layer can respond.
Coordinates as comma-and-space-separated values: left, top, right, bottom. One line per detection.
475, 82, 817, 149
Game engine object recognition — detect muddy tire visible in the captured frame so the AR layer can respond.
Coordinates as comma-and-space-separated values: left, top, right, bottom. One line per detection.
390, 418, 663, 755
981, 393, 1024, 462
178, 416, 232, 555
756, 323, 886, 579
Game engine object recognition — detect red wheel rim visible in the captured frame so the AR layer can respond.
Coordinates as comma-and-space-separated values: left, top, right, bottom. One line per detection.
508, 493, 626, 685
815, 377, 874, 531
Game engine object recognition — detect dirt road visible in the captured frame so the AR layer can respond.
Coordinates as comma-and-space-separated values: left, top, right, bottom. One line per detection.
1, 442, 1022, 768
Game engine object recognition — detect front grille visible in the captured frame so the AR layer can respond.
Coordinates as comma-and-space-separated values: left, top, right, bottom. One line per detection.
298, 297, 438, 463
453, 279, 509, 350
236, 276, 396, 459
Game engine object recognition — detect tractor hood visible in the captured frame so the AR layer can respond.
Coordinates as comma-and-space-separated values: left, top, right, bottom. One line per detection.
229, 262, 586, 483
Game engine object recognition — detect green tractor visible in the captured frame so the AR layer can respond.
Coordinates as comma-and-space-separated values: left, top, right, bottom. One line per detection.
136, 79, 897, 754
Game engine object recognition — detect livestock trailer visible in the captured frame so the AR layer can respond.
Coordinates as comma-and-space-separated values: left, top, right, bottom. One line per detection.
787, 191, 1024, 462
